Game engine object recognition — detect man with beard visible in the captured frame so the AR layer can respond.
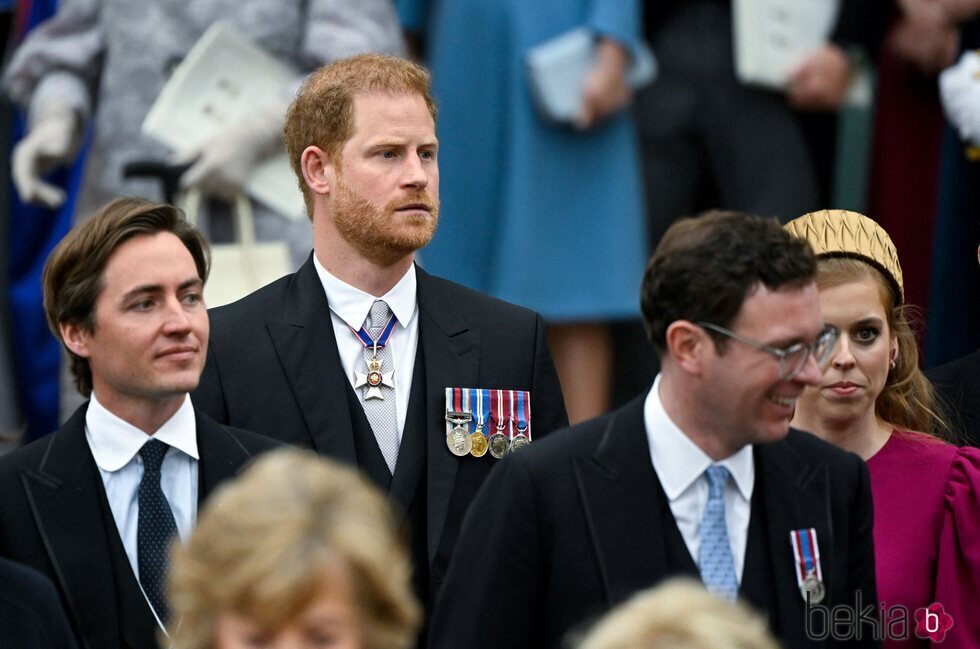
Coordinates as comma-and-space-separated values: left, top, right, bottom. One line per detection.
192, 54, 568, 622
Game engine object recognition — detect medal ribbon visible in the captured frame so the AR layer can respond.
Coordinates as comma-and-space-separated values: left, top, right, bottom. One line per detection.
462, 388, 472, 431
508, 391, 516, 441
516, 391, 529, 438
790, 528, 823, 588
473, 389, 489, 432
348, 314, 397, 353
452, 387, 463, 419
491, 389, 506, 433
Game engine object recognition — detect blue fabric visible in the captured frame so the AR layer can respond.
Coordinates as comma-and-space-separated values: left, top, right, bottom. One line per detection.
401, 0, 647, 321
7, 0, 88, 441
698, 465, 738, 601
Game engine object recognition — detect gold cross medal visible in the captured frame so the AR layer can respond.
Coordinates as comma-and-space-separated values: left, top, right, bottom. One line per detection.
355, 346, 394, 400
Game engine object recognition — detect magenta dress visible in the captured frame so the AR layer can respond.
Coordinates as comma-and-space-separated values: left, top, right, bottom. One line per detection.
866, 432, 980, 648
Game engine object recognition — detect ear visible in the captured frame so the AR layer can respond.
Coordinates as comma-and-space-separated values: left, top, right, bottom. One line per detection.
665, 320, 709, 375
889, 335, 899, 366
60, 320, 92, 360
300, 145, 334, 198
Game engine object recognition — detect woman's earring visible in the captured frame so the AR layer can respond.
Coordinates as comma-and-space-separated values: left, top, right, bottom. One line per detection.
889, 358, 896, 369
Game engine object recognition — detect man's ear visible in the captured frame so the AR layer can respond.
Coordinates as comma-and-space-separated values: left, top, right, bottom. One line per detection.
665, 320, 709, 375
60, 320, 92, 359
300, 145, 333, 197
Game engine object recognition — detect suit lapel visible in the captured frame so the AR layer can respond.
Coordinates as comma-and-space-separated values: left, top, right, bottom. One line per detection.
416, 268, 480, 564
266, 257, 357, 462
196, 412, 262, 500
573, 398, 670, 605
752, 434, 832, 645
21, 407, 129, 649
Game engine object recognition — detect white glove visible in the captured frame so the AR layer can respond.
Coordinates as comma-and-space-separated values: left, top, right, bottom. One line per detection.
11, 103, 81, 208
940, 51, 980, 146
177, 98, 288, 201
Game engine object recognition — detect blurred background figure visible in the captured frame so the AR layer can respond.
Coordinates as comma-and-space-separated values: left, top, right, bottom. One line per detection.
865, 0, 980, 366
398, 0, 647, 424
576, 579, 779, 649
1, 0, 405, 441
787, 209, 980, 648
168, 448, 420, 649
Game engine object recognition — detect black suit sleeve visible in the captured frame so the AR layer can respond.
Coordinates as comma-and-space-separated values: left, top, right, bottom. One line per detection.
0, 558, 79, 649
428, 454, 544, 649
831, 0, 890, 60
844, 455, 879, 649
530, 313, 569, 438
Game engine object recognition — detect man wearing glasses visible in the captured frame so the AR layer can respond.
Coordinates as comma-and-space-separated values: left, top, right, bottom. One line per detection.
428, 211, 878, 649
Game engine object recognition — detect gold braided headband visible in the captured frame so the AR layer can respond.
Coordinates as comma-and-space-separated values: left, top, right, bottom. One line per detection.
784, 209, 904, 303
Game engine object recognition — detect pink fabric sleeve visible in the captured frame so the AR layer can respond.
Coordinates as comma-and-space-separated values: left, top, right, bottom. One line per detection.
934, 447, 980, 648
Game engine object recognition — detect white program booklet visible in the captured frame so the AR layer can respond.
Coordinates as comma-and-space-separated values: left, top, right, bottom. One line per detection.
142, 22, 306, 220
732, 0, 840, 90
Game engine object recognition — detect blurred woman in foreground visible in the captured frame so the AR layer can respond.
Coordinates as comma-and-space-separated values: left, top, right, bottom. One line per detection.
167, 448, 420, 649
786, 209, 979, 648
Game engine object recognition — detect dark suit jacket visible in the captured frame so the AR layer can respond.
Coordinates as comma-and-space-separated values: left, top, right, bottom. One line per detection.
0, 404, 281, 649
927, 349, 980, 447
193, 257, 568, 602
0, 557, 78, 649
428, 396, 878, 649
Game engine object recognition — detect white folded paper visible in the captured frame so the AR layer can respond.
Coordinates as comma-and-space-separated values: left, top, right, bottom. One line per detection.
525, 27, 657, 124
142, 22, 305, 220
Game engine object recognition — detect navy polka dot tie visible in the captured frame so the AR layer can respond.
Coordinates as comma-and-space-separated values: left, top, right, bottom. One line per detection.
698, 465, 739, 601
137, 439, 178, 623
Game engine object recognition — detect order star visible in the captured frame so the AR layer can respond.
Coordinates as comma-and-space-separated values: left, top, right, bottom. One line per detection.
355, 359, 395, 400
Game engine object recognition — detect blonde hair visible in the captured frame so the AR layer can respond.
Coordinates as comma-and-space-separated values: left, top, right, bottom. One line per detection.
167, 448, 420, 649
283, 53, 436, 217
577, 579, 779, 649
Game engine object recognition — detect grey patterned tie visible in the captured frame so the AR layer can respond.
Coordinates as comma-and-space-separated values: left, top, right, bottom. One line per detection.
359, 300, 399, 474
137, 439, 178, 623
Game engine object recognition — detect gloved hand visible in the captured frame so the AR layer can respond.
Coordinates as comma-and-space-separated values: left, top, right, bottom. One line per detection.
939, 50, 980, 146
11, 103, 81, 208
177, 98, 288, 201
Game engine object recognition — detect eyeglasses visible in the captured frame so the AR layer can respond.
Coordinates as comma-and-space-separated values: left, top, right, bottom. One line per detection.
696, 321, 839, 381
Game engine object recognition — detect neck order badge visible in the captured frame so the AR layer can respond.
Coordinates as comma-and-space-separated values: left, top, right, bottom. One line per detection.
351, 310, 396, 400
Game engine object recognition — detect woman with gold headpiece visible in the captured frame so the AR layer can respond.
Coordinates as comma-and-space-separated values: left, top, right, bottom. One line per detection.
785, 210, 980, 648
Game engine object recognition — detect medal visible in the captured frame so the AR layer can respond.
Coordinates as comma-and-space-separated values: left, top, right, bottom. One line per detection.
351, 314, 396, 400
488, 388, 508, 459
509, 389, 531, 453
469, 388, 489, 458
790, 528, 825, 604
445, 387, 473, 456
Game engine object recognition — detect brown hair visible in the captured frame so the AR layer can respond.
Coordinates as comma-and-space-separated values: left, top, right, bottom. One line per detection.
815, 257, 951, 439
577, 579, 779, 649
167, 448, 420, 649
641, 211, 817, 356
41, 197, 210, 397
283, 53, 437, 217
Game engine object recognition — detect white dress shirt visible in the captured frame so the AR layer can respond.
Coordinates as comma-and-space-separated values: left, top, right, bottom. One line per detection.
644, 374, 754, 581
85, 392, 199, 628
314, 254, 420, 441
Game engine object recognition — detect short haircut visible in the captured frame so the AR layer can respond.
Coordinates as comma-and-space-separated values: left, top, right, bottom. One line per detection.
283, 53, 437, 217
42, 197, 210, 396
577, 579, 779, 649
641, 211, 817, 356
167, 448, 421, 649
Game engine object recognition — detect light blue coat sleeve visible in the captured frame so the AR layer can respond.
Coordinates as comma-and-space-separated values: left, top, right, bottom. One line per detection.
586, 0, 642, 55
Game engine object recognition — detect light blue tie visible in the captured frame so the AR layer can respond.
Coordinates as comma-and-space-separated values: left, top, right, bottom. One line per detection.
698, 465, 739, 601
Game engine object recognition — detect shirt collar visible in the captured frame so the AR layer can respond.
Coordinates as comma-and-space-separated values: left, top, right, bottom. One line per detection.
85, 393, 200, 472
313, 254, 418, 331
644, 374, 754, 502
